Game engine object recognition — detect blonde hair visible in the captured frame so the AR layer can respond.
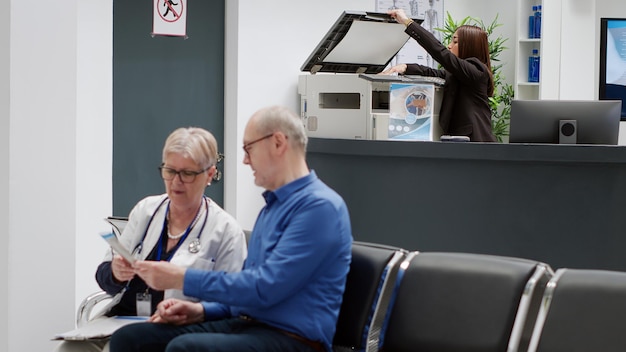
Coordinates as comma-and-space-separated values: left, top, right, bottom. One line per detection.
162, 127, 218, 169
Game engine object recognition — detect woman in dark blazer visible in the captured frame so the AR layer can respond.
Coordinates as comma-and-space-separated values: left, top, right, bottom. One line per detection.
383, 9, 497, 142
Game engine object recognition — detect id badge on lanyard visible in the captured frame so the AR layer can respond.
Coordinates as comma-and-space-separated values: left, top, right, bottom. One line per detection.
136, 290, 152, 316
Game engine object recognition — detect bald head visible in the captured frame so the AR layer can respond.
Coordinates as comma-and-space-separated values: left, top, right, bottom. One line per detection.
249, 106, 308, 154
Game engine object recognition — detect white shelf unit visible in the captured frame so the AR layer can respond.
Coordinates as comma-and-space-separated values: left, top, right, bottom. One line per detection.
515, 0, 543, 100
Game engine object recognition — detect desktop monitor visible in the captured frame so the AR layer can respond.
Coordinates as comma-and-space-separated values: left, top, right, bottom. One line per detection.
509, 100, 622, 145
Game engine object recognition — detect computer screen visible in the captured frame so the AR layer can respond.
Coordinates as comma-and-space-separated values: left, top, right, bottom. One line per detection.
509, 100, 622, 145
599, 18, 626, 119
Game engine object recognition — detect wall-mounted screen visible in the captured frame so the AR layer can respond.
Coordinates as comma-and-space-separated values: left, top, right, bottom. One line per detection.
599, 18, 626, 120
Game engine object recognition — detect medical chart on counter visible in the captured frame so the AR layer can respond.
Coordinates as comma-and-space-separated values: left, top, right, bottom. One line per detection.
376, 0, 445, 69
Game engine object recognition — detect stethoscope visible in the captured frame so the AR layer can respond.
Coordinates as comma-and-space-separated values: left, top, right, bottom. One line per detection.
132, 196, 209, 258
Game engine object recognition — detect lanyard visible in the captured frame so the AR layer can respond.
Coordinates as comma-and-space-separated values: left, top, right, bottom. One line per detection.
156, 198, 204, 261
133, 196, 209, 258
121, 196, 209, 295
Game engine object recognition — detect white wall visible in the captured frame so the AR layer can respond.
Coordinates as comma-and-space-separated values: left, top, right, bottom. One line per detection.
548, 0, 626, 99
5, 1, 112, 351
9, 1, 76, 350
1, 0, 9, 349
224, 0, 376, 229
75, 0, 114, 320
560, 1, 597, 99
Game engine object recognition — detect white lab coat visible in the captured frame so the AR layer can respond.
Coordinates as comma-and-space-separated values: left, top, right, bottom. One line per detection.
55, 195, 247, 352
103, 194, 247, 301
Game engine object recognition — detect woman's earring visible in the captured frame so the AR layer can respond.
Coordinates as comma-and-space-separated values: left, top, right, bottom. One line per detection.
212, 170, 222, 182
210, 153, 224, 184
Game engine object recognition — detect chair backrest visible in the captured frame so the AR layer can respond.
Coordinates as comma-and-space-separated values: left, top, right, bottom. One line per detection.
528, 268, 626, 352
333, 241, 407, 352
75, 216, 129, 327
379, 252, 552, 352
105, 216, 129, 237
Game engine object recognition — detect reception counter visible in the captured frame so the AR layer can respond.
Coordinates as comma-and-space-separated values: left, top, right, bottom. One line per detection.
306, 138, 626, 271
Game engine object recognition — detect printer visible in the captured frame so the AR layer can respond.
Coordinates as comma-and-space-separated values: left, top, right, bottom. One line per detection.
298, 11, 444, 141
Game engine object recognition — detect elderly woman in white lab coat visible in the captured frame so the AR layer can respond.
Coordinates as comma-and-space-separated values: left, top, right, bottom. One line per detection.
55, 127, 247, 352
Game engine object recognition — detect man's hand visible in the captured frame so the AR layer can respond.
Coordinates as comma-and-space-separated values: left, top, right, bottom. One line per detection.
133, 260, 186, 290
149, 298, 205, 325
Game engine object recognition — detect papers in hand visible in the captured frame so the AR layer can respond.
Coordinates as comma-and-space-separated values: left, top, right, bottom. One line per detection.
100, 232, 136, 264
53, 316, 148, 341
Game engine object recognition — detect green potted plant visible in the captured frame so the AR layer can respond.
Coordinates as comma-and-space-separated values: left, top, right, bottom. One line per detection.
436, 13, 514, 142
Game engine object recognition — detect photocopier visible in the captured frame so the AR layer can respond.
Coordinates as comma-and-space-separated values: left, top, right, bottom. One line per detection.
298, 11, 444, 141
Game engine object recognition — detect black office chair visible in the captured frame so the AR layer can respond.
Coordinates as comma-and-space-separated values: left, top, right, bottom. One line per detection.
527, 268, 626, 352
379, 252, 552, 352
332, 241, 407, 352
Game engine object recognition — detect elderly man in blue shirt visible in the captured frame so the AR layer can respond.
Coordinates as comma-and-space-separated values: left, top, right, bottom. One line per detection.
110, 105, 353, 352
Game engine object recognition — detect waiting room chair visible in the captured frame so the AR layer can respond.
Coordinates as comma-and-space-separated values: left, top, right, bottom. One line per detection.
527, 268, 626, 352
379, 252, 553, 352
76, 216, 129, 327
76, 291, 115, 327
333, 241, 407, 352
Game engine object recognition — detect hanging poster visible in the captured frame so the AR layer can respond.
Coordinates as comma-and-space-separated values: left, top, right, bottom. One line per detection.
153, 0, 187, 37
375, 0, 445, 69
388, 83, 436, 141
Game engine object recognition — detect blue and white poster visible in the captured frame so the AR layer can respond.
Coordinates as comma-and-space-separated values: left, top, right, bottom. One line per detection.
388, 83, 436, 140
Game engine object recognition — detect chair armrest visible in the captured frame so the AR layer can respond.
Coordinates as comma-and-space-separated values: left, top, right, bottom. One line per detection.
76, 291, 113, 327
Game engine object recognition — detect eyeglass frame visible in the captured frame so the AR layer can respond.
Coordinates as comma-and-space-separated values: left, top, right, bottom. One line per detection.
158, 164, 210, 183
242, 133, 274, 155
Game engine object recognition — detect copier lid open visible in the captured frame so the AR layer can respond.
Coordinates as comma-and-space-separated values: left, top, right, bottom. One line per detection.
301, 11, 423, 75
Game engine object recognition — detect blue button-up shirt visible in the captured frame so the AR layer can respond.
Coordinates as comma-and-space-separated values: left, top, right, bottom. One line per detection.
184, 171, 352, 350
